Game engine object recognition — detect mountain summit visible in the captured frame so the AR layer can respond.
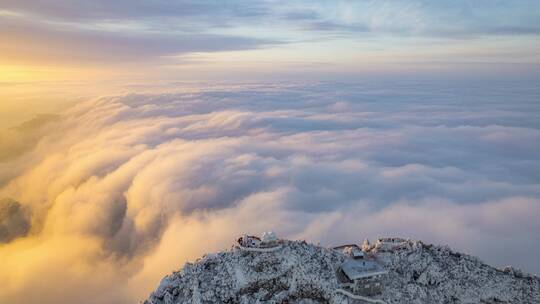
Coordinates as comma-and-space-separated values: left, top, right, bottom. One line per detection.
145, 235, 540, 304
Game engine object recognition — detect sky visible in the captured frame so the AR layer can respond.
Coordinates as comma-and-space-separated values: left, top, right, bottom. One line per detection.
1, 0, 540, 83
1, 1, 540, 304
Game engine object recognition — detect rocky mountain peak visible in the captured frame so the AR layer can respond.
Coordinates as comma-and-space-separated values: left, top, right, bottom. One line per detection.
145, 235, 540, 304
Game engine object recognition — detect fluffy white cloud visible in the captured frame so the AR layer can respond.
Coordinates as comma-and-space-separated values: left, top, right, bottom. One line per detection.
0, 81, 539, 303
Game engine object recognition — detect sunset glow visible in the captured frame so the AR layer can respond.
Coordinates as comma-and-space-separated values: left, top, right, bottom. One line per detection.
1, 1, 539, 304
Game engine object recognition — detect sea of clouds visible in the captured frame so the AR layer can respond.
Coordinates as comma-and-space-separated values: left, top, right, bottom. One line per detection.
1, 81, 539, 303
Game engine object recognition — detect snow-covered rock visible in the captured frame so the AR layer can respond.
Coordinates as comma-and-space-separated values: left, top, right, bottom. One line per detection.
144, 237, 540, 304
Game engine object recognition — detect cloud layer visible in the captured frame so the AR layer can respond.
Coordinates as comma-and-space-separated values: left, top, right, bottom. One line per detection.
0, 81, 539, 303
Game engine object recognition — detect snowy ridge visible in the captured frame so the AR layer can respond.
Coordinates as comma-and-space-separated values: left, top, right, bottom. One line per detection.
144, 238, 540, 304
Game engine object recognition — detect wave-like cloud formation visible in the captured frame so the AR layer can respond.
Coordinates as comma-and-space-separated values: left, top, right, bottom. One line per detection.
0, 82, 539, 303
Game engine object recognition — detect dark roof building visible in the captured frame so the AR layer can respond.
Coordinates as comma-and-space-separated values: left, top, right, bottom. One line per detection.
341, 259, 387, 280
334, 243, 388, 297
